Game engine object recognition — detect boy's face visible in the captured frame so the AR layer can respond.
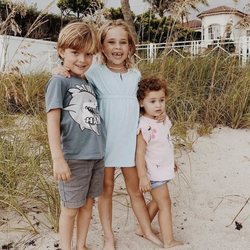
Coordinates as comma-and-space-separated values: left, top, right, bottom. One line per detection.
140, 89, 166, 119
58, 48, 93, 77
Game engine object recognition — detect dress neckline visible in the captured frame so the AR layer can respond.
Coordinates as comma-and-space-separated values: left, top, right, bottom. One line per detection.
104, 64, 129, 75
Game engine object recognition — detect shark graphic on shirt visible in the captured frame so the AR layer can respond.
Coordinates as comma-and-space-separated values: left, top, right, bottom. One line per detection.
64, 84, 101, 135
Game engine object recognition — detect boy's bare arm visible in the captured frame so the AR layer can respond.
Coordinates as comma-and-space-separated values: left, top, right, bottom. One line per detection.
47, 109, 71, 181
136, 133, 151, 193
52, 65, 71, 78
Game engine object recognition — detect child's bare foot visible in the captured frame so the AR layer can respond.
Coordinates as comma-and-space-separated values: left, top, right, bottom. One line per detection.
103, 235, 115, 250
160, 240, 184, 249
76, 245, 89, 250
135, 226, 159, 237
76, 245, 90, 250
144, 232, 162, 246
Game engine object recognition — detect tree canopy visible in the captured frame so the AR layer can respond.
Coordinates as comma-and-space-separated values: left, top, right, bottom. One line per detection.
57, 0, 103, 19
143, 0, 208, 17
0, 0, 205, 43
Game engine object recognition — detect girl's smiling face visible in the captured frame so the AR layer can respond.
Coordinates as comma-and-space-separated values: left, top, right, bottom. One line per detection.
102, 26, 130, 68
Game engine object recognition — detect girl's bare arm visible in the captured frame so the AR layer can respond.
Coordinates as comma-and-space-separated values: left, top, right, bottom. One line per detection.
136, 132, 151, 193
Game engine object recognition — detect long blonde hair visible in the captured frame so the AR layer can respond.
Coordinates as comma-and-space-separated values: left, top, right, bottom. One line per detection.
98, 19, 136, 69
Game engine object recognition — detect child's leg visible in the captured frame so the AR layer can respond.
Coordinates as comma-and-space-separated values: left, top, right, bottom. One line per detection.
136, 199, 159, 236
98, 167, 116, 250
76, 198, 94, 250
151, 184, 183, 248
59, 206, 78, 250
122, 167, 162, 246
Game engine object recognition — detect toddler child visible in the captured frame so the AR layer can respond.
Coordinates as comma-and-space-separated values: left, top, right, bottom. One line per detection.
136, 76, 184, 249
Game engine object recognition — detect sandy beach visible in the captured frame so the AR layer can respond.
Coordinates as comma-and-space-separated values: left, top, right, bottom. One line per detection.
1, 126, 249, 250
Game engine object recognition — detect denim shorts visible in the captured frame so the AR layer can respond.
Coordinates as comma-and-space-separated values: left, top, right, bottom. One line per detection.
150, 180, 169, 189
58, 159, 104, 208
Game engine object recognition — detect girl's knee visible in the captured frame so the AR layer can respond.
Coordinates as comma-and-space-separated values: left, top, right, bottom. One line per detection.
103, 178, 114, 194
128, 189, 143, 200
158, 198, 172, 210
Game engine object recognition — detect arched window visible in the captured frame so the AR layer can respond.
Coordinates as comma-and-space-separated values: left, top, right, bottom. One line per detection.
208, 24, 221, 40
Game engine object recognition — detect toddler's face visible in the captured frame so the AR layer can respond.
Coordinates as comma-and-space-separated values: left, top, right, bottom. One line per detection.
140, 89, 166, 119
58, 48, 93, 77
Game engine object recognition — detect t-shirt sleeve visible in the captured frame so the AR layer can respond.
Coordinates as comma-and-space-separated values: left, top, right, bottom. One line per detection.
137, 119, 151, 144
45, 76, 67, 113
165, 115, 172, 130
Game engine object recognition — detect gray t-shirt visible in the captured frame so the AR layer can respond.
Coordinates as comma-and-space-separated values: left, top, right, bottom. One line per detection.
45, 75, 105, 160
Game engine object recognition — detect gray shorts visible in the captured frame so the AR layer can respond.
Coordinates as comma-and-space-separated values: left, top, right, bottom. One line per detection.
58, 159, 104, 208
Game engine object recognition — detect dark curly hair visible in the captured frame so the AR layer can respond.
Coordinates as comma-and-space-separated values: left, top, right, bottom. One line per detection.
137, 76, 168, 114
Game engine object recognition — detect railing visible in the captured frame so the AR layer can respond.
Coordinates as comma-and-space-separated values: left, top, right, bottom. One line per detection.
135, 37, 250, 65
48, 37, 250, 71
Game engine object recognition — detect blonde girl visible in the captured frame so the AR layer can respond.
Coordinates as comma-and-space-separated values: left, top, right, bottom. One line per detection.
86, 20, 162, 250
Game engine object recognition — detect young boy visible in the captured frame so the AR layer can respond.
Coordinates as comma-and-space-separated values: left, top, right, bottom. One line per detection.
45, 22, 105, 250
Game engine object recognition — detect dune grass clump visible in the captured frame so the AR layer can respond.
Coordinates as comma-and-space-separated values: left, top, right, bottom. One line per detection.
0, 114, 60, 233
0, 114, 60, 232
139, 53, 250, 148
0, 73, 60, 233
140, 53, 250, 128
0, 72, 49, 114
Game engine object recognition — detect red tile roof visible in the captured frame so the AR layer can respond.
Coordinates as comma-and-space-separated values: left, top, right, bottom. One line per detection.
183, 19, 202, 29
197, 5, 246, 19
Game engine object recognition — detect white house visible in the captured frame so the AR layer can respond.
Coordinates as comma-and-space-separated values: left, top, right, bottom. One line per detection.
196, 5, 250, 46
0, 35, 57, 73
180, 5, 250, 63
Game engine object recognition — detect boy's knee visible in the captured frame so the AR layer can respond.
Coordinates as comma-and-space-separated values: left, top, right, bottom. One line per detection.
61, 206, 78, 219
80, 198, 94, 211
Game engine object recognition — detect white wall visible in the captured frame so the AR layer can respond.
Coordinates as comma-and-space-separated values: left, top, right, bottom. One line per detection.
0, 35, 57, 74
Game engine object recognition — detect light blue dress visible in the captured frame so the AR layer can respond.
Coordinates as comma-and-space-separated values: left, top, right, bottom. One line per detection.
85, 64, 141, 167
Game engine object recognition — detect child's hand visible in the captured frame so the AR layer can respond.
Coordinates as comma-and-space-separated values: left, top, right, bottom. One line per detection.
139, 176, 151, 193
174, 162, 178, 172
155, 111, 166, 123
52, 65, 71, 78
53, 157, 71, 181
